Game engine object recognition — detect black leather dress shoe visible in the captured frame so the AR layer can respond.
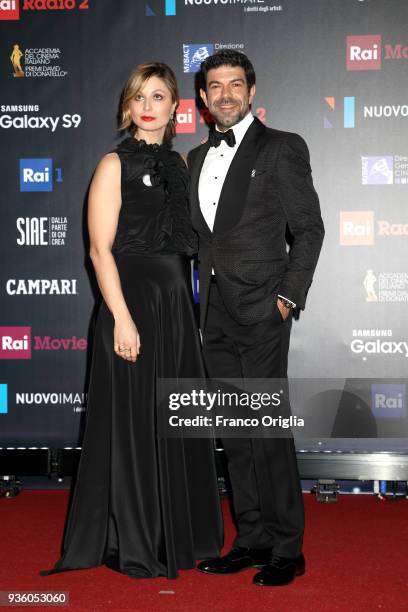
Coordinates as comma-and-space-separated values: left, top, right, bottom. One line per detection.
253, 553, 305, 586
197, 547, 272, 575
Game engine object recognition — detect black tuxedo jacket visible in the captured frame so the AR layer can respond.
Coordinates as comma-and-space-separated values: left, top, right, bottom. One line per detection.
187, 117, 325, 330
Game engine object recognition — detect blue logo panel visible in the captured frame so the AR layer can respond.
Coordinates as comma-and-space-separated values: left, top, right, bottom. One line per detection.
183, 44, 214, 73
20, 158, 53, 192
371, 384, 406, 418
0, 384, 8, 414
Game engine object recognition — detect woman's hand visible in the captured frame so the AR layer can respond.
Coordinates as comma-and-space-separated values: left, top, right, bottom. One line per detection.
114, 315, 141, 362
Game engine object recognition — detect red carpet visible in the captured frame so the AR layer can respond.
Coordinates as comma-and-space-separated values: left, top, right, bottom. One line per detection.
0, 491, 407, 611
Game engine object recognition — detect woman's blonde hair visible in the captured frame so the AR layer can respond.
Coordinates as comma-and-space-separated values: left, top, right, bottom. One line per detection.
120, 62, 179, 140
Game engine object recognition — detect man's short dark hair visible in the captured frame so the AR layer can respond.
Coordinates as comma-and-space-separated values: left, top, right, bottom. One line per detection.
200, 50, 256, 91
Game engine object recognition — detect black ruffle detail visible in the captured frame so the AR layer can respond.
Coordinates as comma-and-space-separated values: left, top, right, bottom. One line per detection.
115, 138, 198, 256
156, 150, 198, 257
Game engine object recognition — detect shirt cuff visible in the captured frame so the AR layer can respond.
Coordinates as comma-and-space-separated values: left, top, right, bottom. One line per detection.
278, 294, 296, 308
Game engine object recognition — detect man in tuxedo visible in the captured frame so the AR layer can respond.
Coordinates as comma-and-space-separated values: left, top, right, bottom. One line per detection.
187, 50, 324, 587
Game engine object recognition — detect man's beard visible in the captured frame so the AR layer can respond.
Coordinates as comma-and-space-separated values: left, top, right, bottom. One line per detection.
211, 100, 249, 130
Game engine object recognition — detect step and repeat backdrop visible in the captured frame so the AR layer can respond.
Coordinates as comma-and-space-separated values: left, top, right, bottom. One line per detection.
0, 0, 407, 447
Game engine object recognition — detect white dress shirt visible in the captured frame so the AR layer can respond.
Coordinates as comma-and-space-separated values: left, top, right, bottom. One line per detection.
198, 112, 254, 232
198, 112, 296, 308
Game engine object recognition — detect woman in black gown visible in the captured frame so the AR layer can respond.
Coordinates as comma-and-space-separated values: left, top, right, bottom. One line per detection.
40, 62, 223, 579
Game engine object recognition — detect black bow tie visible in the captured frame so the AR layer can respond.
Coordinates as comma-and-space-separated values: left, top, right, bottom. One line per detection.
209, 128, 236, 148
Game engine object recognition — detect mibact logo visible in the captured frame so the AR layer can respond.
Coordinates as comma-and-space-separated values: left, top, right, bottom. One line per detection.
362, 156, 393, 185
0, 326, 31, 359
20, 158, 62, 192
371, 384, 406, 418
347, 35, 382, 71
0, 384, 8, 414
176, 99, 196, 134
340, 211, 374, 246
183, 44, 214, 73
0, 0, 19, 20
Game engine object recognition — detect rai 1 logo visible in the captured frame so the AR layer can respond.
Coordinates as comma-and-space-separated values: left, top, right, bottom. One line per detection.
20, 159, 62, 192
0, 0, 19, 19
176, 100, 196, 134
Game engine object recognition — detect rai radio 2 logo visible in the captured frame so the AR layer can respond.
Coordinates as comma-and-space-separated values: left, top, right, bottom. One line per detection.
0, 0, 90, 19
0, 0, 19, 19
175, 99, 196, 134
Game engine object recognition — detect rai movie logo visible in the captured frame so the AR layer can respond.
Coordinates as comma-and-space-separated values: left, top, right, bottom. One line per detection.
346, 35, 382, 71
0, 327, 32, 360
0, 0, 19, 20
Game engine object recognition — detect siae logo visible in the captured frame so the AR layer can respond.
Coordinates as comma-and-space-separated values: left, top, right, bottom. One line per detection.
0, 0, 19, 19
176, 99, 196, 134
20, 159, 62, 192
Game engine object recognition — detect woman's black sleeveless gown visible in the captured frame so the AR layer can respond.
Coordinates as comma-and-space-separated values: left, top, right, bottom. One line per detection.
40, 137, 223, 579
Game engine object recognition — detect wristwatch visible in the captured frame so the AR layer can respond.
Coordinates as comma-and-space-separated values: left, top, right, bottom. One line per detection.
279, 298, 295, 309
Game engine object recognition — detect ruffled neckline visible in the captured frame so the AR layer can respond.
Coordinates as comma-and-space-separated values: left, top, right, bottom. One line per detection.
117, 137, 172, 154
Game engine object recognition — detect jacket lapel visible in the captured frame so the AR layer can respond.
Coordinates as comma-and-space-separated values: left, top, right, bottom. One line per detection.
189, 141, 212, 238
213, 117, 266, 235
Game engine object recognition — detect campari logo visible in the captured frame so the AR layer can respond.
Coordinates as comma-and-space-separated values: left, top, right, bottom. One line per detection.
0, 0, 19, 19
0, 326, 87, 359
176, 99, 196, 134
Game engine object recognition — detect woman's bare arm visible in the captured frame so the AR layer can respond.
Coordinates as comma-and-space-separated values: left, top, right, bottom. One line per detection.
88, 153, 140, 362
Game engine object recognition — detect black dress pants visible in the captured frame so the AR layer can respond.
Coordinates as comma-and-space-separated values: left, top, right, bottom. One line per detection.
202, 281, 304, 557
